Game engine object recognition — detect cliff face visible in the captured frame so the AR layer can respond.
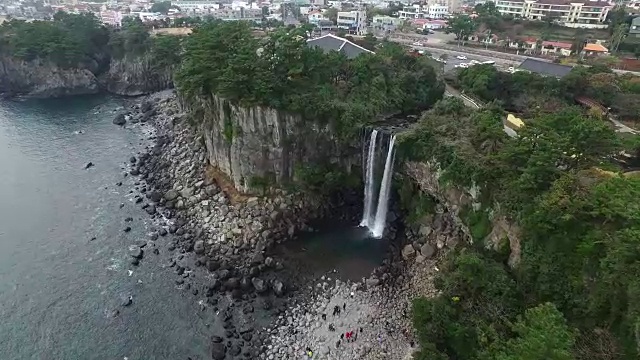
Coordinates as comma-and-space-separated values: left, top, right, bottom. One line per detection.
403, 160, 522, 267
191, 94, 360, 193
0, 57, 99, 98
102, 55, 173, 96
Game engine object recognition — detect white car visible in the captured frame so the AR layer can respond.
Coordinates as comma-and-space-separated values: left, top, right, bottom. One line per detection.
469, 60, 480, 65
456, 55, 467, 60
455, 63, 469, 68
413, 41, 424, 47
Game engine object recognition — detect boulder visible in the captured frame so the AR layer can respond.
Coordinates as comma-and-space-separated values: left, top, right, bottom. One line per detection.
420, 243, 436, 259
402, 244, 416, 260
251, 277, 268, 293
194, 240, 205, 254
211, 342, 226, 360
272, 280, 285, 297
113, 114, 126, 126
164, 189, 179, 201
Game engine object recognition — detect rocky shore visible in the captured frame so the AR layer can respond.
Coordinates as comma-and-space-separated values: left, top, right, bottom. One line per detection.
113, 91, 458, 359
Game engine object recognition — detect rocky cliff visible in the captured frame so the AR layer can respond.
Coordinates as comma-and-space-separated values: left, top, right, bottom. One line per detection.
403, 160, 522, 267
190, 94, 360, 193
101, 55, 173, 96
0, 56, 100, 98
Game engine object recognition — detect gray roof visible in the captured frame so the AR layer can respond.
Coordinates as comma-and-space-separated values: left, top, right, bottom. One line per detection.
306, 34, 374, 59
518, 58, 573, 78
631, 16, 640, 34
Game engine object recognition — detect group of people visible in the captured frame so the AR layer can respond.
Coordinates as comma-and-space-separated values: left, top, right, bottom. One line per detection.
335, 328, 363, 349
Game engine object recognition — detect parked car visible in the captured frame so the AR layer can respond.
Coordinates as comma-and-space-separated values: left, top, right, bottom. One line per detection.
413, 41, 424, 47
456, 55, 467, 60
469, 60, 480, 65
482, 60, 496, 65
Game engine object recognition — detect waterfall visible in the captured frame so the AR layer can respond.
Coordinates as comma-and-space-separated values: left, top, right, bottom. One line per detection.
371, 135, 396, 238
359, 129, 378, 228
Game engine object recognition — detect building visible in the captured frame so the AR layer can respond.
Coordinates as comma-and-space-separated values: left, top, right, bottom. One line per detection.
399, 3, 451, 19
428, 4, 449, 18
630, 16, 640, 37
216, 7, 262, 21
172, 0, 219, 12
583, 42, 609, 55
430, 0, 461, 13
372, 15, 403, 32
99, 10, 123, 26
518, 58, 573, 77
306, 34, 374, 58
540, 40, 573, 56
336, 10, 367, 35
495, 0, 613, 29
307, 10, 327, 23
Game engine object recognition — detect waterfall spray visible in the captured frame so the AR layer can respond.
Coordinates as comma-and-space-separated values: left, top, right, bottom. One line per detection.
359, 129, 378, 227
371, 135, 396, 238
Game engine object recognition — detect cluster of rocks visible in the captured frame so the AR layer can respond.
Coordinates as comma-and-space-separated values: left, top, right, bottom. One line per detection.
260, 270, 436, 360
111, 91, 459, 360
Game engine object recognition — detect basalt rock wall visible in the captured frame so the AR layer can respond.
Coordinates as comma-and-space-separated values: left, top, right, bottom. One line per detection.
101, 55, 174, 96
0, 56, 100, 98
402, 160, 522, 268
187, 94, 361, 194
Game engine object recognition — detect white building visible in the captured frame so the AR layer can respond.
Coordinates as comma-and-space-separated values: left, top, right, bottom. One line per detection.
172, 0, 220, 12
372, 15, 402, 32
337, 10, 367, 35
428, 4, 449, 18
307, 10, 328, 23
399, 3, 450, 19
99, 9, 123, 26
495, 0, 613, 29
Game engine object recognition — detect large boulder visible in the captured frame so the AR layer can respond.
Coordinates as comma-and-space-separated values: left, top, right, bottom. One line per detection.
420, 243, 436, 259
211, 342, 226, 360
251, 277, 268, 293
112, 113, 126, 126
164, 189, 179, 201
402, 244, 416, 260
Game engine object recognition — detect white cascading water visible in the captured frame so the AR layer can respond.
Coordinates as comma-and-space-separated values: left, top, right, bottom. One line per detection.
359, 129, 379, 228
371, 135, 397, 238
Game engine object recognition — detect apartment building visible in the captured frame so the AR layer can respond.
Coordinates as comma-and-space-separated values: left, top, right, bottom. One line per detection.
337, 10, 367, 35
399, 3, 450, 19
172, 0, 220, 12
372, 15, 403, 31
99, 9, 123, 26
495, 0, 613, 29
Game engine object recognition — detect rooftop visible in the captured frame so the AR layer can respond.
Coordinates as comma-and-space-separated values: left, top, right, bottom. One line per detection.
583, 43, 608, 52
518, 58, 573, 78
306, 34, 374, 59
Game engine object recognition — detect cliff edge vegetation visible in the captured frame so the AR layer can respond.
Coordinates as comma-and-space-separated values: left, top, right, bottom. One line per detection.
176, 20, 444, 140
0, 12, 181, 97
401, 71, 640, 359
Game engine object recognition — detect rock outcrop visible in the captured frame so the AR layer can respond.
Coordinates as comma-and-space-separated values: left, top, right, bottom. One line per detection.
403, 160, 522, 267
0, 56, 100, 98
101, 55, 173, 96
188, 94, 360, 193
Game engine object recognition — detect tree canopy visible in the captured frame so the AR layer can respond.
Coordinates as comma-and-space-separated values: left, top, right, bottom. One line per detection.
0, 11, 108, 68
176, 20, 444, 140
403, 81, 640, 359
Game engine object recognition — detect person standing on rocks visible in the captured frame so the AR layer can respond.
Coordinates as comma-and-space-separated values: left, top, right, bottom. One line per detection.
322, 313, 326, 321
306, 347, 313, 358
342, 302, 346, 311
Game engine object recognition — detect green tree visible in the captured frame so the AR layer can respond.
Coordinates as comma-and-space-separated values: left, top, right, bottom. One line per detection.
446, 15, 477, 45
487, 303, 575, 360
150, 1, 172, 14
324, 8, 338, 23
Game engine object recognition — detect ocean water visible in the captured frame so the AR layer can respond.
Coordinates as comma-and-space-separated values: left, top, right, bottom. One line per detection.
0, 96, 211, 360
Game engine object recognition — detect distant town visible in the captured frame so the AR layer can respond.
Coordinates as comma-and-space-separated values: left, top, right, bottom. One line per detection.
3, 0, 640, 71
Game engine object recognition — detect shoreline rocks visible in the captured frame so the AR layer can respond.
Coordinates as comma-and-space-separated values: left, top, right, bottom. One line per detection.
118, 90, 451, 360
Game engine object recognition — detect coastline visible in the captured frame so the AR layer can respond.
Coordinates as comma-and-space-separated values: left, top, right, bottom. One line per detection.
118, 90, 441, 359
